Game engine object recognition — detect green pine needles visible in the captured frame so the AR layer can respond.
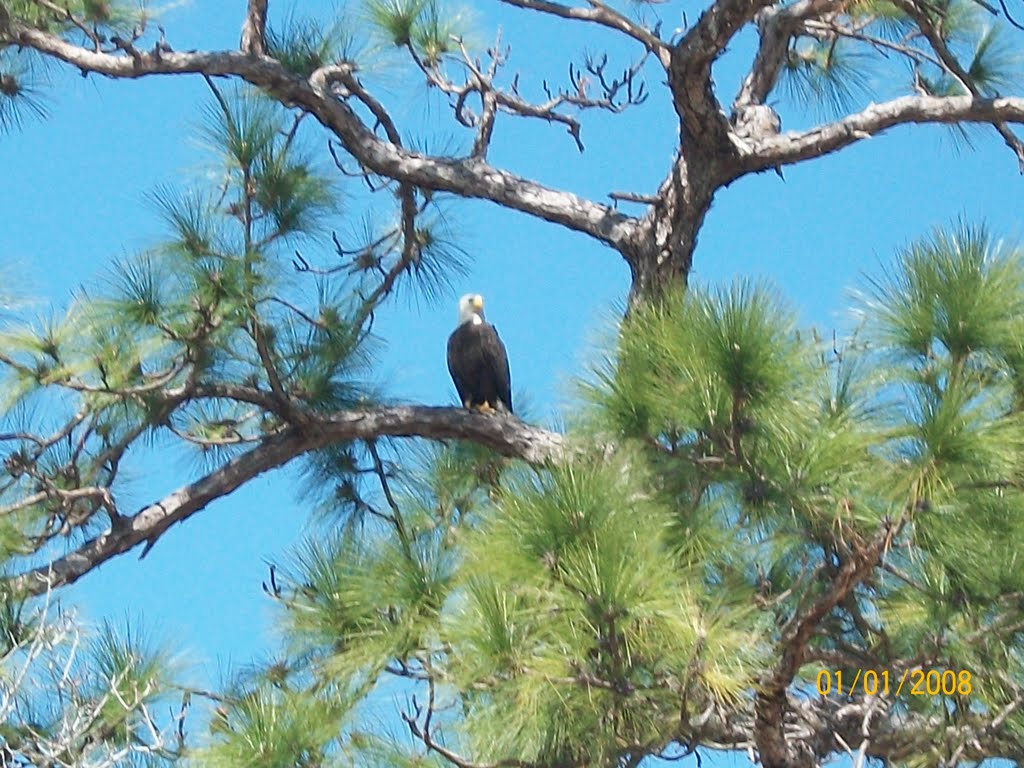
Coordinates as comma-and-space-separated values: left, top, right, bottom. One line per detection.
8, 186, 1024, 763
10, 207, 1024, 764
195, 222, 1024, 765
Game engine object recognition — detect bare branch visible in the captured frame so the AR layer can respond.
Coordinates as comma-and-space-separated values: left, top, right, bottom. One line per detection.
609, 190, 659, 205
367, 438, 409, 543
403, 673, 533, 768
7, 407, 564, 596
745, 94, 1024, 172
413, 36, 650, 155
3, 24, 638, 252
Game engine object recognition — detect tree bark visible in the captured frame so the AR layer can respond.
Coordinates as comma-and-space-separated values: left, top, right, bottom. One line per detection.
7, 406, 564, 597
626, 153, 717, 303
240, 0, 269, 57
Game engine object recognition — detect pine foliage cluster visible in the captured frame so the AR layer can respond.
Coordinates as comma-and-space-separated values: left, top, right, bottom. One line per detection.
181, 221, 1024, 767
9, 199, 1023, 765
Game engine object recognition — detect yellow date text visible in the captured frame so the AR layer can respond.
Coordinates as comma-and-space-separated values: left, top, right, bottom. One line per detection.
815, 669, 972, 697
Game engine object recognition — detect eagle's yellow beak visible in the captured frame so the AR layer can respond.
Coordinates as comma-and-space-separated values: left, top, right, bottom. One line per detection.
471, 295, 484, 311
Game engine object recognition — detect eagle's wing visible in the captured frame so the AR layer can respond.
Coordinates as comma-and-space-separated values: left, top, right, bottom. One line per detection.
489, 325, 512, 413
447, 330, 472, 407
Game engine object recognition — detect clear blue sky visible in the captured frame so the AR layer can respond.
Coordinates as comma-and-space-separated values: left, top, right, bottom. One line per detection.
1, 0, 1021, 758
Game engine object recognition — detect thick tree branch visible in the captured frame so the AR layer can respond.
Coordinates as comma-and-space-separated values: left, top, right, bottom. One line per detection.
626, 152, 713, 300
670, 0, 777, 152
745, 94, 1024, 172
312, 406, 566, 464
755, 526, 895, 768
6, 407, 564, 597
635, 0, 785, 298
3, 23, 637, 253
679, 0, 779, 57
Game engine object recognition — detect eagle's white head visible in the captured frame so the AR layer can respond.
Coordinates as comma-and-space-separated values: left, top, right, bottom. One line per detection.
457, 293, 485, 326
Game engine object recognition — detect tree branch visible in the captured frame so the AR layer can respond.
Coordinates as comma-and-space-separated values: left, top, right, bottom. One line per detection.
733, 0, 837, 114
745, 94, 1024, 172
755, 524, 896, 768
240, 0, 268, 56
6, 407, 564, 596
670, 0, 777, 152
319, 65, 423, 328
2, 23, 637, 253
891, 0, 1024, 169
679, 0, 778, 55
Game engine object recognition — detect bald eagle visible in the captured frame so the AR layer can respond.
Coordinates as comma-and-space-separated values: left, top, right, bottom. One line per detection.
447, 293, 512, 414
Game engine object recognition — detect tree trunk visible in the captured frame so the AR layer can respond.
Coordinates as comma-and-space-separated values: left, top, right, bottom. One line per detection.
625, 152, 718, 306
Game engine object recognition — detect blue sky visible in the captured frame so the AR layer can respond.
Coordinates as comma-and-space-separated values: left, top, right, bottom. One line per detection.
1, 0, 1022, 758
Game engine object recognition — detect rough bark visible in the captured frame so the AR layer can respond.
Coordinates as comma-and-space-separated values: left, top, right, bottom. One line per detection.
626, 153, 716, 302
7, 406, 565, 597
748, 94, 1024, 171
240, 0, 268, 56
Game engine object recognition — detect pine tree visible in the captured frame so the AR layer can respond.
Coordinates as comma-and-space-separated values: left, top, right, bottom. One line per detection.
3, 1, 1024, 766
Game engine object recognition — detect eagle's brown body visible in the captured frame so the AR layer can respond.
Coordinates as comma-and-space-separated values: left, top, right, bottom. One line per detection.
447, 295, 512, 414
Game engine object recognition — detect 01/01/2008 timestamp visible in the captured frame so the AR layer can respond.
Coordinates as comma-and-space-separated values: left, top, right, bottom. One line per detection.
815, 669, 972, 697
